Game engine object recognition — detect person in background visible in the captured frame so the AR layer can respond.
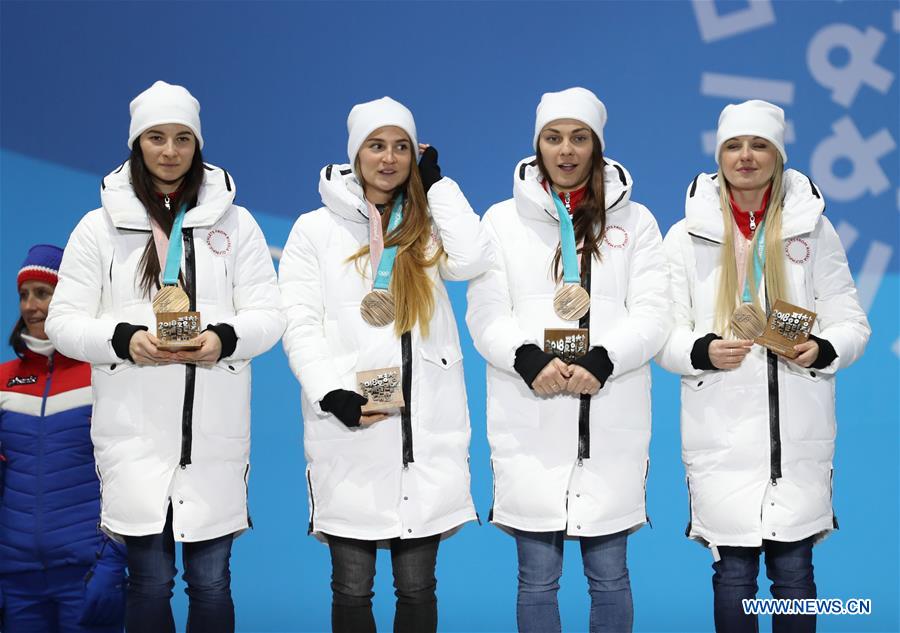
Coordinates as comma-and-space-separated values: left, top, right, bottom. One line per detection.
656, 100, 870, 632
1, 244, 127, 632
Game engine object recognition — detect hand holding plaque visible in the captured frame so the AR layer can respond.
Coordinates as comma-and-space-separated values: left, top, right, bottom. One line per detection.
754, 300, 816, 359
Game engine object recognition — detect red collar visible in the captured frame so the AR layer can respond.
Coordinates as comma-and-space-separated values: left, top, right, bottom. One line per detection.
729, 184, 771, 239
543, 181, 587, 215
154, 186, 183, 203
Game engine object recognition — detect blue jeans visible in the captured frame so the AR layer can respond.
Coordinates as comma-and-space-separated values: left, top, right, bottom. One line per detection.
712, 538, 816, 633
0, 565, 122, 633
327, 533, 440, 633
123, 506, 234, 633
514, 529, 633, 633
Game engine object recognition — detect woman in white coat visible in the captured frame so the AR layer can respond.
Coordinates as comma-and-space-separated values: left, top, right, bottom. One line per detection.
279, 97, 488, 633
657, 100, 870, 632
45, 81, 284, 633
466, 87, 670, 633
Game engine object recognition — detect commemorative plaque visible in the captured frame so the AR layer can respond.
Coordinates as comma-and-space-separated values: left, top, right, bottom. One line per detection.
357, 367, 405, 414
754, 299, 816, 359
544, 328, 589, 364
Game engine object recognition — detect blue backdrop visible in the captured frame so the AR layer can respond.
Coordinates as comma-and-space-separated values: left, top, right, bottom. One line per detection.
1, 1, 897, 632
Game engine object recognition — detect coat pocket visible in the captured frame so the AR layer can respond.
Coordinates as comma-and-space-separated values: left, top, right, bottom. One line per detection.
199, 359, 251, 439
91, 363, 143, 436
680, 371, 727, 452
781, 362, 836, 442
416, 346, 466, 433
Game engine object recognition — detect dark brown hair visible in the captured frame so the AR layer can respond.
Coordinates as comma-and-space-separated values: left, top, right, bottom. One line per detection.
8, 317, 26, 358
537, 131, 607, 282
130, 138, 205, 296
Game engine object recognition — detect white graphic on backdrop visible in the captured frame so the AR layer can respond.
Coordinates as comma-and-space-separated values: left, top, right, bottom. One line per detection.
810, 117, 896, 201
692, 0, 774, 42
807, 25, 894, 107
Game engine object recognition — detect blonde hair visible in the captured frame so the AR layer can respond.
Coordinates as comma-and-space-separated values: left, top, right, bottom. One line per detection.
714, 156, 787, 336
348, 155, 444, 338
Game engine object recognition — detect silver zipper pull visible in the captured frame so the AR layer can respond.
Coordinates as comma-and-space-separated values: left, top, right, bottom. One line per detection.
164, 194, 171, 211
564, 192, 571, 212
749, 210, 756, 232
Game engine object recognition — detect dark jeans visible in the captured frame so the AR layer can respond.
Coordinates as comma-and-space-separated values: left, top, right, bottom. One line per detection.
513, 529, 633, 633
712, 537, 816, 633
123, 506, 234, 633
327, 533, 441, 633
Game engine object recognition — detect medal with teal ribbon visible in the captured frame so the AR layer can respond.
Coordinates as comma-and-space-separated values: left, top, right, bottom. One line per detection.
730, 218, 768, 340
549, 189, 590, 320
360, 195, 404, 327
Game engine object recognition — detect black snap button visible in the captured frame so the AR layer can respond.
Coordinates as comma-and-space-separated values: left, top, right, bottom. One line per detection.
770, 502, 775, 506
441, 358, 447, 365
110, 364, 117, 370
228, 365, 235, 371
576, 525, 581, 530
179, 500, 184, 505
407, 529, 412, 533
180, 533, 185, 538
771, 532, 776, 536
809, 371, 816, 377
576, 494, 581, 498
697, 380, 703, 387
403, 496, 408, 501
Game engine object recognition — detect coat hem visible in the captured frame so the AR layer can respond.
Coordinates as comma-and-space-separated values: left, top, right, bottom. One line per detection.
310, 508, 478, 545
688, 516, 837, 549
491, 509, 647, 539
101, 517, 249, 543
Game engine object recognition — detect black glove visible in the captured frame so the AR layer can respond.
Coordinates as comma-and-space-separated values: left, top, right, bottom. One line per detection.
205, 323, 238, 360
418, 146, 442, 193
513, 344, 556, 389
571, 347, 614, 388
320, 389, 369, 428
808, 334, 838, 370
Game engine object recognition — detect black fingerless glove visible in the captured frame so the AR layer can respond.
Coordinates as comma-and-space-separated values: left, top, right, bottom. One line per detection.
418, 146, 442, 193
513, 344, 555, 389
320, 389, 369, 428
112, 323, 149, 361
571, 347, 614, 388
204, 323, 238, 361
690, 332, 722, 371
808, 334, 838, 370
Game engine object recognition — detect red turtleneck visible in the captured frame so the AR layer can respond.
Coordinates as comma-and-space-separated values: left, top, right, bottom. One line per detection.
730, 184, 771, 239
542, 181, 587, 215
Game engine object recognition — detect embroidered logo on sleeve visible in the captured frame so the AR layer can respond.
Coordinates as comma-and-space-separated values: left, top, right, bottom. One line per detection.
604, 225, 629, 249
7, 375, 38, 387
206, 229, 232, 256
785, 238, 811, 264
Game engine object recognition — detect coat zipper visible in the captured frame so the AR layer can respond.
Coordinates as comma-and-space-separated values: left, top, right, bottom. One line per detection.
766, 349, 782, 485
401, 332, 414, 467
243, 464, 253, 528
306, 469, 316, 534
179, 228, 197, 468
577, 258, 592, 463
37, 354, 55, 568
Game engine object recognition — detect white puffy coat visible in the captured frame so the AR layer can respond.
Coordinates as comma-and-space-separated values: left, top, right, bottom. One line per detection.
279, 165, 489, 542
466, 157, 670, 537
45, 163, 285, 542
656, 170, 870, 548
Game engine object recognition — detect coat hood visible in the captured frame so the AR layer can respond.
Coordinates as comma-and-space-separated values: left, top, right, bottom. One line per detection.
511, 155, 634, 224
685, 169, 825, 243
317, 163, 370, 224
100, 161, 236, 230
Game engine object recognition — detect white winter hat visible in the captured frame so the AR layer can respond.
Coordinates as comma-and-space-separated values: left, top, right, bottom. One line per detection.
347, 97, 418, 168
127, 80, 203, 150
534, 87, 607, 150
715, 99, 786, 164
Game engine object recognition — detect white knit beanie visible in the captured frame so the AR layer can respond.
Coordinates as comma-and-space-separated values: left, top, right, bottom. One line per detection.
533, 87, 607, 150
346, 97, 418, 169
127, 81, 203, 150
715, 99, 786, 164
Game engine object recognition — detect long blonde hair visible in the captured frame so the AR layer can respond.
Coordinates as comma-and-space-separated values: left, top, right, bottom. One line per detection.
348, 156, 444, 337
714, 156, 788, 336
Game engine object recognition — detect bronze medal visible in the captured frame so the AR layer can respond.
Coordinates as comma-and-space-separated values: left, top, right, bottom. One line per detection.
731, 302, 766, 340
360, 289, 395, 327
152, 284, 190, 314
553, 284, 590, 321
